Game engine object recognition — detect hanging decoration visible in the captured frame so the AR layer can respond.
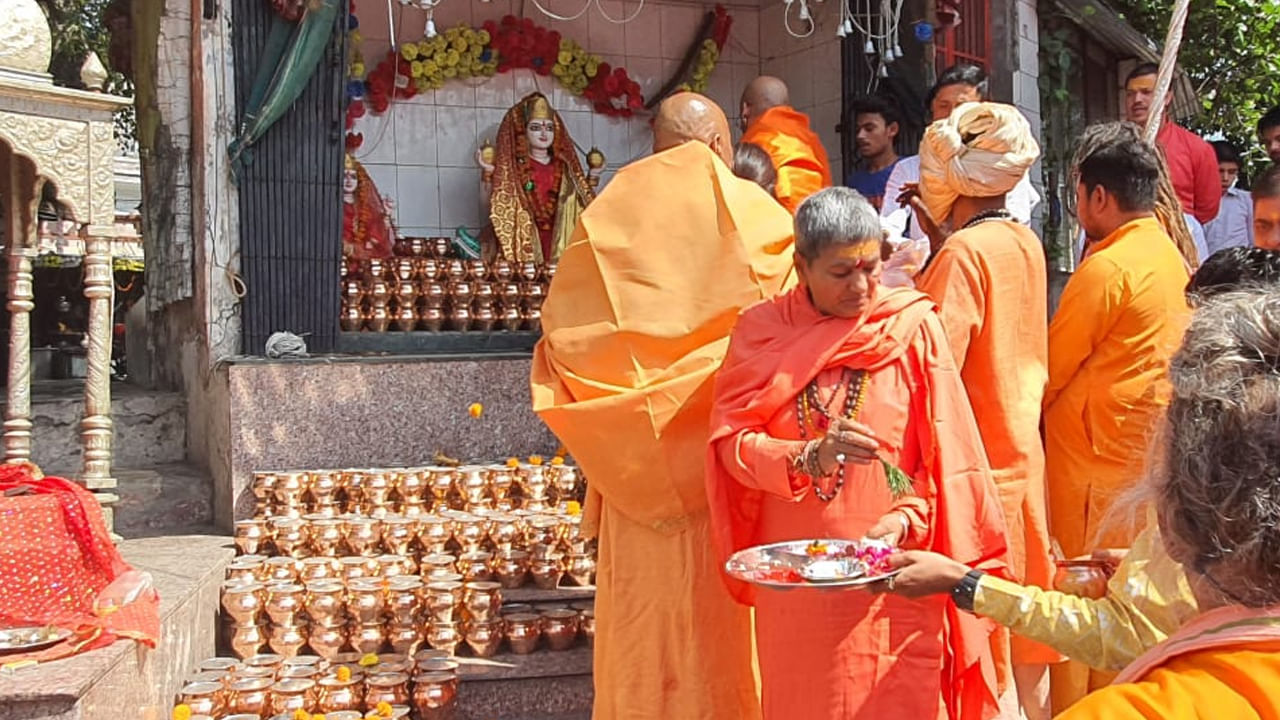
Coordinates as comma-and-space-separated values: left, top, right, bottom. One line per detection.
269, 0, 308, 22
345, 10, 367, 151
646, 5, 732, 109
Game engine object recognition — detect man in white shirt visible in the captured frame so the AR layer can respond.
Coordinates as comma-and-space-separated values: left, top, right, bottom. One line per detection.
881, 64, 1040, 245
1204, 140, 1254, 255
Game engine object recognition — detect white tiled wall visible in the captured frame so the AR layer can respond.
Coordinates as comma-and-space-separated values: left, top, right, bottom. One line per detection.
758, 0, 844, 175
350, 0, 763, 238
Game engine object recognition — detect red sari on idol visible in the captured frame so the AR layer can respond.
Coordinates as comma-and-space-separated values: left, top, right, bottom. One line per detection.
706, 286, 1012, 720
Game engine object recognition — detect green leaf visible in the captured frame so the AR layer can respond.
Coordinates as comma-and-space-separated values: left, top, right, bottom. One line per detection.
881, 459, 915, 499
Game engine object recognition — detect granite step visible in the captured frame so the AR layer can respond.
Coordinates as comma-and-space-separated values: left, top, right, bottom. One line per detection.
112, 463, 215, 539
0, 534, 235, 720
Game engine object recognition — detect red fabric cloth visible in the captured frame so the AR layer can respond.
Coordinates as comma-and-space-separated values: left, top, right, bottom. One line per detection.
1157, 122, 1221, 226
0, 464, 160, 668
706, 286, 1011, 720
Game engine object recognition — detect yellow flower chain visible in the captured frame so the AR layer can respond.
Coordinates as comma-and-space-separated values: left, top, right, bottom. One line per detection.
401, 24, 498, 92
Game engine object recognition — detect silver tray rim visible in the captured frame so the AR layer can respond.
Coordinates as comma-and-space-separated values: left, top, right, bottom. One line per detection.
725, 538, 901, 590
0, 625, 74, 654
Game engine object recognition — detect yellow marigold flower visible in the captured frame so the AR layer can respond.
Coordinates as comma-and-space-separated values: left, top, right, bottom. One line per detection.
566, 500, 582, 515
433, 51, 448, 66
557, 50, 573, 66
423, 60, 439, 75
172, 705, 192, 720
414, 77, 430, 93
351, 62, 365, 77
470, 43, 484, 58
444, 26, 460, 41
401, 43, 418, 61
585, 62, 599, 78
528, 454, 544, 466
359, 652, 379, 667
468, 403, 484, 419
377, 702, 395, 718
552, 65, 566, 78
292, 710, 312, 720
443, 66, 458, 78
335, 664, 353, 682
551, 455, 565, 466
477, 29, 491, 44
313, 716, 326, 720
410, 60, 424, 78
452, 37, 468, 52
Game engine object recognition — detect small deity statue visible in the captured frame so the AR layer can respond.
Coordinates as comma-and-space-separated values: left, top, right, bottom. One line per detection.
342, 153, 394, 260
476, 93, 600, 263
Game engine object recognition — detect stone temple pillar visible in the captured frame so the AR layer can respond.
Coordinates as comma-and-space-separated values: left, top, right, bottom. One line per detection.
2, 147, 40, 467
80, 227, 117, 528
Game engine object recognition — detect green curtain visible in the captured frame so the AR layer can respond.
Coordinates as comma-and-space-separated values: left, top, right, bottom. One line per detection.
229, 0, 342, 181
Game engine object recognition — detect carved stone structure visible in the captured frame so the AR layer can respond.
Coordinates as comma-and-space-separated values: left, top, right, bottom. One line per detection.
0, 8, 131, 530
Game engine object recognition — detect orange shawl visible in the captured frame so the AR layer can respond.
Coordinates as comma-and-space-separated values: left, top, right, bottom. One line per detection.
1116, 604, 1280, 684
706, 286, 1010, 720
531, 141, 796, 532
740, 105, 833, 213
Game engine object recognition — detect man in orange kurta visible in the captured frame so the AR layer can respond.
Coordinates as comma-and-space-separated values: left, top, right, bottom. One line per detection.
530, 93, 796, 720
739, 76, 832, 213
1045, 123, 1191, 712
914, 103, 1057, 719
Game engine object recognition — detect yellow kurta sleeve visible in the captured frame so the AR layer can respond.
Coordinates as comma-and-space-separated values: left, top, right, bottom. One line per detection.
971, 525, 1198, 670
1044, 255, 1125, 409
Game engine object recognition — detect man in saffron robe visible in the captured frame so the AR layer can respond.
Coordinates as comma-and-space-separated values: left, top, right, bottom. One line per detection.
1044, 122, 1191, 711
914, 102, 1056, 719
706, 187, 1012, 720
530, 92, 795, 720
739, 76, 832, 213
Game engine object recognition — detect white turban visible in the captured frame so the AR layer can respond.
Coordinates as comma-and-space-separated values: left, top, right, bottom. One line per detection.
918, 102, 1041, 225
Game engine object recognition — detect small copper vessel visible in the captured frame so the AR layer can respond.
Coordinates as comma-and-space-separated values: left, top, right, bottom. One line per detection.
273, 471, 310, 507
199, 656, 240, 675
299, 557, 338, 584
386, 576, 424, 624
444, 258, 467, 282
488, 514, 520, 552
316, 674, 364, 713
580, 608, 596, 646
519, 261, 539, 282
458, 551, 494, 583
225, 559, 266, 585
365, 672, 411, 708
425, 621, 462, 655
394, 257, 417, 283
454, 517, 489, 555
387, 622, 424, 656
420, 553, 458, 580
341, 303, 365, 332
394, 469, 428, 506
426, 469, 457, 507
264, 557, 299, 584
544, 261, 558, 280
494, 549, 530, 589
252, 472, 278, 514
523, 307, 542, 333
350, 622, 386, 655
364, 471, 393, 509
226, 676, 272, 715
420, 280, 447, 308
268, 678, 316, 715
339, 555, 379, 583
464, 618, 505, 657
234, 519, 269, 556
343, 517, 382, 557
424, 581, 463, 623
473, 306, 497, 332
522, 282, 547, 307
466, 258, 489, 281
504, 613, 542, 655
177, 682, 225, 717
304, 579, 346, 625
309, 471, 340, 507
413, 650, 455, 669
463, 581, 502, 622
377, 553, 415, 578
340, 470, 366, 511
530, 554, 565, 590
308, 623, 347, 660
417, 515, 454, 554
221, 581, 264, 625
566, 552, 597, 587
346, 578, 385, 624
309, 519, 344, 557
448, 306, 472, 332
430, 236, 451, 258
271, 518, 309, 559
1054, 559, 1111, 599
381, 515, 417, 556
242, 653, 285, 672
366, 257, 388, 280
489, 467, 515, 501
541, 608, 581, 651
268, 622, 308, 658
411, 671, 459, 719
264, 582, 305, 626
365, 303, 392, 333
492, 258, 514, 282
409, 237, 428, 257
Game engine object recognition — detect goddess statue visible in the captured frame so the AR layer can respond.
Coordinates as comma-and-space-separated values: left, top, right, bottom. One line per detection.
342, 153, 394, 260
476, 93, 601, 263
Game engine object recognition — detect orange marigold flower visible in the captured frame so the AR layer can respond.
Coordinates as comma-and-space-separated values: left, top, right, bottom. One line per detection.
335, 665, 352, 682
172, 705, 192, 720
505, 457, 520, 468
550, 456, 565, 466
293, 710, 312, 720
468, 402, 484, 418
528, 454, 544, 466
566, 500, 582, 516
376, 701, 395, 718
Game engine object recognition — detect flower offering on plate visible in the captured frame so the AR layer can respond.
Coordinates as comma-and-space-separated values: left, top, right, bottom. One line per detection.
725, 538, 899, 589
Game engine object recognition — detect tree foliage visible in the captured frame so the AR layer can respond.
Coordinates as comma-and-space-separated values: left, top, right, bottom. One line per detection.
1112, 0, 1280, 175
36, 0, 135, 150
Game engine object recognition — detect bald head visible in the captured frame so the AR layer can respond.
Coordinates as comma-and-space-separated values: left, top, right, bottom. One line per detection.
652, 92, 733, 165
740, 76, 789, 131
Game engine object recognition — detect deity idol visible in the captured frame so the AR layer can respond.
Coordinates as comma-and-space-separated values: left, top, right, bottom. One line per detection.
343, 154, 394, 260
476, 93, 600, 263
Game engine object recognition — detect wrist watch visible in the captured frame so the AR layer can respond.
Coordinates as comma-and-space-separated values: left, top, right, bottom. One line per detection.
950, 569, 985, 613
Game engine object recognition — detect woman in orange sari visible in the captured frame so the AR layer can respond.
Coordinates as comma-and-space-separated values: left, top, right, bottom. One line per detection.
706, 187, 1013, 720
1058, 287, 1280, 720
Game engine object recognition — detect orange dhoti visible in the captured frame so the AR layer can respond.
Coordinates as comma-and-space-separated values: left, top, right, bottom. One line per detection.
531, 141, 796, 719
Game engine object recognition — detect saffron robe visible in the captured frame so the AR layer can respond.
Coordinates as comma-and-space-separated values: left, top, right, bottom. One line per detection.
917, 220, 1057, 666
1058, 605, 1280, 720
740, 105, 832, 213
530, 140, 796, 720
706, 286, 1012, 720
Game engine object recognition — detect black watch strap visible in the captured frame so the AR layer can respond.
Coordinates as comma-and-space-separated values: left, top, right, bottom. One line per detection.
951, 569, 985, 613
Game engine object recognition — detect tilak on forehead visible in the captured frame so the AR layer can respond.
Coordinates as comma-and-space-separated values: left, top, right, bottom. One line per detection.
1127, 75, 1157, 92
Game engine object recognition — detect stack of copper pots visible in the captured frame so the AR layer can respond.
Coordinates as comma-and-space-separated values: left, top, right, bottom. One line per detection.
339, 254, 553, 333
174, 651, 459, 719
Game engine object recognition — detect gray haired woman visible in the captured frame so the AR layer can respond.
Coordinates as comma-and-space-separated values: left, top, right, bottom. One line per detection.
705, 187, 1010, 720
